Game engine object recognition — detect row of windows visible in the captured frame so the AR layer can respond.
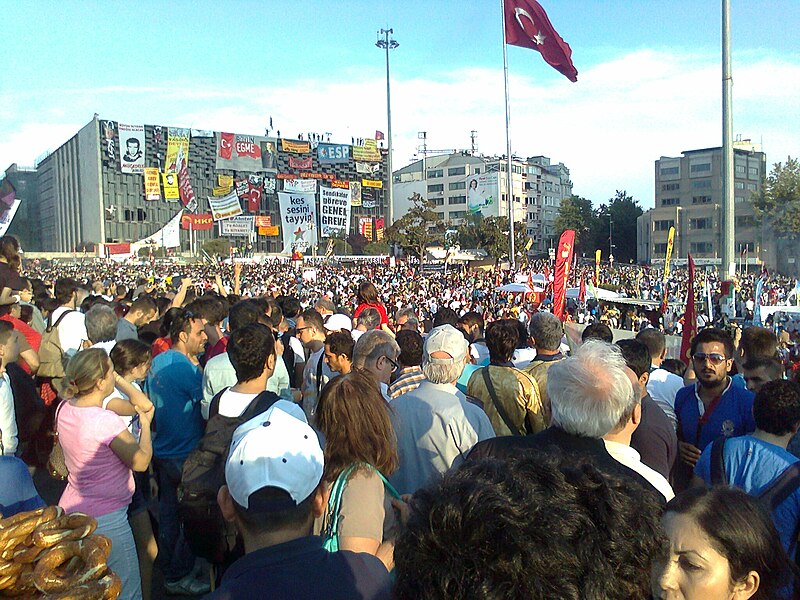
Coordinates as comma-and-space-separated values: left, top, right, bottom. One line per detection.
661, 183, 680, 191
691, 242, 714, 253
106, 208, 147, 222
654, 220, 674, 231
692, 179, 712, 190
660, 166, 679, 176
661, 198, 680, 206
449, 195, 466, 205
690, 163, 711, 173
449, 181, 466, 191
692, 195, 712, 204
736, 215, 756, 228
654, 242, 755, 256
690, 218, 712, 230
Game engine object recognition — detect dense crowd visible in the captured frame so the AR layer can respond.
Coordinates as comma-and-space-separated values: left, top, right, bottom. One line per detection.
2, 234, 800, 599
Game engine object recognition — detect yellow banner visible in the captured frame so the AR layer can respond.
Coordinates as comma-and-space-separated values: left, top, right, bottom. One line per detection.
259, 225, 280, 236
165, 127, 189, 172
595, 249, 601, 283
144, 168, 161, 201
280, 139, 310, 154
664, 226, 676, 279
213, 185, 232, 196
218, 174, 233, 188
162, 172, 179, 199
352, 138, 380, 162
362, 178, 383, 189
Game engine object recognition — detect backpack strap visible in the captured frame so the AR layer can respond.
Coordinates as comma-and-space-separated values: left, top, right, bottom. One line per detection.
482, 367, 520, 435
208, 387, 230, 420
47, 309, 76, 332
710, 436, 727, 485
240, 390, 280, 421
758, 462, 800, 512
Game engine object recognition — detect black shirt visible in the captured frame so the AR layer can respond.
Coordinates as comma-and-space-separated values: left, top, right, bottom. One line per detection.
630, 393, 678, 481
467, 426, 665, 504
204, 535, 392, 600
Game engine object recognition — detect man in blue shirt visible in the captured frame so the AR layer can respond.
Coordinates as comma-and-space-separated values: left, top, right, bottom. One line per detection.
675, 328, 755, 489
695, 379, 800, 560
146, 307, 209, 595
0, 455, 45, 516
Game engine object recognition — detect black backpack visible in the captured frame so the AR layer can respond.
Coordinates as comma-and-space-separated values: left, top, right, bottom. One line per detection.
177, 388, 279, 564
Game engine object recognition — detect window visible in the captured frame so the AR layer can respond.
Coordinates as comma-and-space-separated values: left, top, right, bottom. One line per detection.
431, 197, 444, 206
473, 167, 481, 174
690, 163, 711, 173
654, 243, 668, 254
690, 242, 714, 254
692, 179, 711, 190
448, 196, 465, 205
449, 211, 466, 219
427, 184, 444, 193
661, 197, 680, 206
737, 241, 755, 253
735, 215, 756, 228
447, 167, 465, 176
661, 183, 680, 191
692, 195, 712, 204
690, 218, 712, 230
654, 220, 675, 231
747, 183, 757, 191
137, 208, 146, 222
448, 181, 466, 191
748, 167, 758, 177
736, 165, 746, 175
735, 181, 745, 190
660, 166, 679, 176
427, 169, 443, 178
736, 196, 745, 204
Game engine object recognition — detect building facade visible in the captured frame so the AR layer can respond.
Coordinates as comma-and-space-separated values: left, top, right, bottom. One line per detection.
637, 144, 772, 268
8, 116, 388, 254
2, 163, 40, 252
393, 152, 572, 254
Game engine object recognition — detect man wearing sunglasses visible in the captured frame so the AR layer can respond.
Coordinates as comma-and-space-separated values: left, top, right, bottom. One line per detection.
674, 328, 756, 489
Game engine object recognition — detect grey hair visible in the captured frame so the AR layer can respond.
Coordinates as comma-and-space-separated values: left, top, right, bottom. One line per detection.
85, 304, 118, 344
422, 359, 465, 385
546, 340, 635, 438
356, 307, 381, 330
396, 306, 418, 321
529, 312, 563, 352
352, 330, 400, 370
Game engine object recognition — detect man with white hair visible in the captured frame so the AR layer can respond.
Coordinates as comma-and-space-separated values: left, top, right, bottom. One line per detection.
389, 325, 495, 495
468, 340, 666, 500
352, 329, 400, 402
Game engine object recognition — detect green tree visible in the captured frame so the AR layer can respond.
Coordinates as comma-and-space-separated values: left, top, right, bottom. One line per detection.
364, 241, 390, 255
455, 214, 526, 262
555, 195, 596, 254
202, 237, 231, 256
592, 190, 642, 263
385, 193, 444, 262
753, 157, 800, 237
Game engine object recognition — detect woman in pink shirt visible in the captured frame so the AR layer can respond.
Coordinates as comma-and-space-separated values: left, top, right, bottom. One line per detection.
57, 348, 154, 600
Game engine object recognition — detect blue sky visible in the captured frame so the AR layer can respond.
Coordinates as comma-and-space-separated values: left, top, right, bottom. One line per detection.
1, 0, 798, 208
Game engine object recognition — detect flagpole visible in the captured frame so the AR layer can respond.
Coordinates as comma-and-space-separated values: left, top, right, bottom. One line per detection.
501, 0, 516, 270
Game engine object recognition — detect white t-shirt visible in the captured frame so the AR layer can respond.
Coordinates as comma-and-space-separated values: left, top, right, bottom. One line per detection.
0, 373, 18, 455
216, 389, 259, 418
288, 336, 305, 366
646, 366, 683, 430
50, 306, 88, 360
101, 381, 142, 438
604, 440, 675, 501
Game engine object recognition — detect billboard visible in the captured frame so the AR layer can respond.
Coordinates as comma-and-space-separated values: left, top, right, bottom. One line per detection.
466, 172, 499, 217
319, 186, 352, 238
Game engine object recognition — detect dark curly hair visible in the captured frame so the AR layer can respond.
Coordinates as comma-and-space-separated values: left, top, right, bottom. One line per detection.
752, 378, 800, 436
394, 456, 666, 600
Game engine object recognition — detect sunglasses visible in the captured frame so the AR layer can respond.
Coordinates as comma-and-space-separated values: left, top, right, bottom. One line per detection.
383, 355, 400, 371
295, 326, 311, 333
692, 352, 727, 365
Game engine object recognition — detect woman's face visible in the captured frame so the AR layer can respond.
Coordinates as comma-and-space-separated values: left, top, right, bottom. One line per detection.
652, 512, 758, 600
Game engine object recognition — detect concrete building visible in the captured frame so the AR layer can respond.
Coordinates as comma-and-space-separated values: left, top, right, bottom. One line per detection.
7, 116, 388, 253
2, 164, 40, 252
393, 152, 572, 254
637, 143, 774, 269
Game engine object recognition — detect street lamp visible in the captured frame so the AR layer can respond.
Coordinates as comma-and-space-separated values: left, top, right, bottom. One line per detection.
376, 28, 398, 227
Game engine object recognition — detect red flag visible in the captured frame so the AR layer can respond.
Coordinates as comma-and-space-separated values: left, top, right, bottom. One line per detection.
679, 254, 697, 366
578, 274, 586, 303
219, 132, 234, 160
553, 229, 575, 321
504, 0, 578, 82
375, 130, 385, 141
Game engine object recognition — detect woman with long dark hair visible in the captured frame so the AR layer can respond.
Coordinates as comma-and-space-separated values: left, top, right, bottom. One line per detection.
354, 280, 392, 335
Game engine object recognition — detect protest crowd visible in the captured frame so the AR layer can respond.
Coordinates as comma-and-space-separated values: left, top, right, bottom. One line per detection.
4, 233, 800, 599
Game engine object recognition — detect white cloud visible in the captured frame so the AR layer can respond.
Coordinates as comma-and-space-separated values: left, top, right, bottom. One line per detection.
2, 49, 798, 212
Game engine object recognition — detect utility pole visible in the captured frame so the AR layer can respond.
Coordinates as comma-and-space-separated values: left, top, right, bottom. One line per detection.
376, 28, 398, 226
721, 0, 735, 277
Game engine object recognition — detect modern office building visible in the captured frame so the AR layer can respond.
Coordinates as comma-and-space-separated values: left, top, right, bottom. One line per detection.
2, 163, 40, 252
393, 152, 572, 254
637, 142, 774, 268
5, 116, 388, 253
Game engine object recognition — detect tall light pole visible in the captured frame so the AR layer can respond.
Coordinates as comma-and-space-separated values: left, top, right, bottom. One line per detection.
376, 28, 398, 226
721, 0, 735, 278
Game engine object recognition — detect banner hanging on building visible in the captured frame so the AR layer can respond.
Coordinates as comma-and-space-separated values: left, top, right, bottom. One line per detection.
466, 172, 499, 218
317, 143, 350, 163
215, 133, 277, 173
552, 229, 575, 321
180, 213, 214, 230
352, 139, 380, 162
162, 172, 179, 200
280, 139, 310, 154
355, 162, 381, 175
375, 217, 385, 241
278, 191, 317, 254
319, 186, 352, 238
359, 217, 374, 241
133, 210, 182, 250
219, 216, 255, 237
362, 178, 383, 189
283, 178, 317, 193
660, 226, 676, 313
259, 225, 280, 236
218, 174, 234, 188
350, 181, 362, 206
254, 215, 272, 227
208, 191, 243, 221
101, 121, 117, 161
119, 123, 145, 173
165, 127, 189, 172
244, 175, 264, 212
144, 168, 161, 201
289, 156, 313, 170
176, 147, 196, 210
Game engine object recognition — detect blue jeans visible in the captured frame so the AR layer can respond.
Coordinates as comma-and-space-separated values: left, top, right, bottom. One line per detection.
97, 507, 141, 600
153, 457, 195, 583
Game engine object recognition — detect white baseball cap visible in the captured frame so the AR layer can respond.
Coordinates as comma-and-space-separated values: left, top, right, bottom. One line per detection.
424, 324, 469, 365
324, 313, 353, 332
225, 400, 324, 509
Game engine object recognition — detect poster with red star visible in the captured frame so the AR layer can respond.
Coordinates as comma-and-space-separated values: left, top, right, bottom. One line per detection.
278, 191, 317, 255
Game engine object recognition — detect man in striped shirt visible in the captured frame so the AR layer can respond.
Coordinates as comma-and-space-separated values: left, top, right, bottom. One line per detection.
389, 330, 425, 400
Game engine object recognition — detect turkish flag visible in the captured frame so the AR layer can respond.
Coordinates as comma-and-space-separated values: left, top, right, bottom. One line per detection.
552, 229, 575, 321
219, 132, 234, 160
247, 182, 262, 212
679, 254, 697, 366
504, 0, 578, 82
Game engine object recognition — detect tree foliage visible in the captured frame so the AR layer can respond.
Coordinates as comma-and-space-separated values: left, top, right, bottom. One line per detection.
385, 193, 445, 261
554, 196, 596, 254
455, 214, 527, 262
202, 238, 231, 256
753, 157, 800, 237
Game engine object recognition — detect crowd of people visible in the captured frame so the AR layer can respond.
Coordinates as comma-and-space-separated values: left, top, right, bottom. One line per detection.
2, 235, 800, 599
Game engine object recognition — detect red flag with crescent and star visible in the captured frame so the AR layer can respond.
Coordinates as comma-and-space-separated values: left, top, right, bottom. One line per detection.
679, 254, 697, 366
553, 229, 575, 321
504, 0, 578, 82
